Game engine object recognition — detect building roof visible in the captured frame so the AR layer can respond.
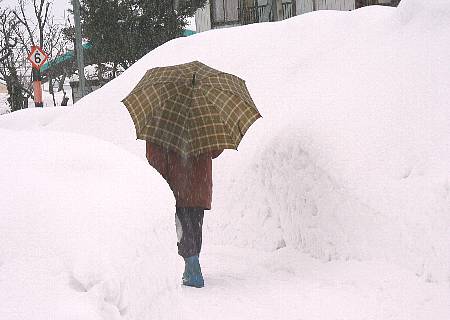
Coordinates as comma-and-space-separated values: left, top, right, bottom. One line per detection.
40, 30, 196, 75
40, 42, 93, 73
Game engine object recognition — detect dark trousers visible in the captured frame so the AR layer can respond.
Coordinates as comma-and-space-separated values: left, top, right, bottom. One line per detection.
175, 207, 205, 258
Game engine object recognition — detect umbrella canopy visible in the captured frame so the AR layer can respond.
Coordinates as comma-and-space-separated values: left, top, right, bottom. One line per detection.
122, 61, 261, 156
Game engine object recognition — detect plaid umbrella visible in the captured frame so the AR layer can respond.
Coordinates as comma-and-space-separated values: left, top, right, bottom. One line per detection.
121, 61, 261, 156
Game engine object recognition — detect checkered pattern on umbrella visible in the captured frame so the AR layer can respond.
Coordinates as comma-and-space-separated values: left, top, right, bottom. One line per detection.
122, 61, 261, 156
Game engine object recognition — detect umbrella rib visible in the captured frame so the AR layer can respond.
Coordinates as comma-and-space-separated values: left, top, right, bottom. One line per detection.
194, 93, 241, 149
199, 83, 257, 111
204, 90, 260, 147
186, 76, 196, 154
200, 87, 258, 120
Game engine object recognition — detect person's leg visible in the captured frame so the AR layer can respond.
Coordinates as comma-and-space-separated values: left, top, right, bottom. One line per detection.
175, 207, 205, 288
190, 208, 204, 256
175, 207, 204, 258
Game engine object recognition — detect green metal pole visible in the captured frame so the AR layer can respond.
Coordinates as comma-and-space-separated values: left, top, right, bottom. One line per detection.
73, 0, 86, 99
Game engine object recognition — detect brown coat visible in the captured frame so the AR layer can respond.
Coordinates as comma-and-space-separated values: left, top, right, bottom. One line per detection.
146, 142, 222, 210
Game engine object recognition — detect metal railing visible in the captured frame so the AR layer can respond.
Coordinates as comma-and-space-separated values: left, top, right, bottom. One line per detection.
238, 3, 262, 25
238, 1, 296, 25
355, 0, 400, 8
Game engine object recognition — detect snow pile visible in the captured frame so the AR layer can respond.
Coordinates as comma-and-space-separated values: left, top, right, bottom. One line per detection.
0, 82, 72, 118
32, 0, 450, 282
0, 0, 449, 317
212, 0, 450, 282
0, 107, 67, 130
0, 129, 178, 319
164, 245, 450, 320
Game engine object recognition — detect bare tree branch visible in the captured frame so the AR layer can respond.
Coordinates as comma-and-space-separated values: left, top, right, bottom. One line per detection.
2, 1, 58, 110
0, 6, 33, 111
33, 0, 51, 47
14, 0, 35, 46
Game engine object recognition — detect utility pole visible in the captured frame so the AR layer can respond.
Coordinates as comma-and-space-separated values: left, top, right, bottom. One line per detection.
73, 0, 86, 99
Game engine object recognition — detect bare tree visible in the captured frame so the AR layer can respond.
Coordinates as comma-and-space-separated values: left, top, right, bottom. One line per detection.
14, 0, 50, 48
0, 6, 32, 112
13, 0, 52, 107
42, 18, 69, 106
0, 39, 14, 63
0, 0, 68, 111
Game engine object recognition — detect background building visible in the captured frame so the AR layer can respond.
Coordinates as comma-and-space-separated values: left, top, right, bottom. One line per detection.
195, 0, 400, 32
0, 82, 7, 94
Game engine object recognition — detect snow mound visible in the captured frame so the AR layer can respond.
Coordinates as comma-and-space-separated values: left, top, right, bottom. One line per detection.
1, 0, 449, 289
0, 107, 66, 130
0, 129, 178, 319
397, 0, 450, 25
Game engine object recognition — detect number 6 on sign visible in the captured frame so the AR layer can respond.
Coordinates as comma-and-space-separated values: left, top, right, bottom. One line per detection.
34, 52, 41, 64
27, 46, 48, 70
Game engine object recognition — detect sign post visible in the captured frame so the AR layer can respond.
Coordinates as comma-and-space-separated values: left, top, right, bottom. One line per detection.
27, 46, 48, 108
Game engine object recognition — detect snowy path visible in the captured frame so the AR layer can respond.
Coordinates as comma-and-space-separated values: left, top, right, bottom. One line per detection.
154, 246, 449, 320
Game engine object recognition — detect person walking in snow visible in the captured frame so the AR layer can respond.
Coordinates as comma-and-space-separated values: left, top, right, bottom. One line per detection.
146, 141, 223, 288
122, 61, 260, 287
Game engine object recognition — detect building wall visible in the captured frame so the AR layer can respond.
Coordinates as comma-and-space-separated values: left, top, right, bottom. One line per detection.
196, 0, 356, 32
0, 83, 7, 94
195, 0, 212, 33
297, 0, 355, 14
257, 0, 295, 6
213, 0, 240, 23
355, 0, 400, 7
70, 81, 101, 104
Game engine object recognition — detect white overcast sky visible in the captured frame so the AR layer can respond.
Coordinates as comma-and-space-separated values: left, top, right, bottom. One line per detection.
1, 0, 195, 30
1, 0, 71, 23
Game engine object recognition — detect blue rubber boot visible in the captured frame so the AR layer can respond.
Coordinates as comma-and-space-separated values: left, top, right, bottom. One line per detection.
182, 256, 204, 288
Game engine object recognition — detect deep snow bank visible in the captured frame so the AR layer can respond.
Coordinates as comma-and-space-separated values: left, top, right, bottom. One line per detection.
0, 107, 67, 130
0, 129, 178, 319
1, 0, 449, 283
211, 0, 450, 282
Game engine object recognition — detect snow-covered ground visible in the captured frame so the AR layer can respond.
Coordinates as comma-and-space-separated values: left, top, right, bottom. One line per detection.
0, 81, 72, 115
0, 0, 449, 319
